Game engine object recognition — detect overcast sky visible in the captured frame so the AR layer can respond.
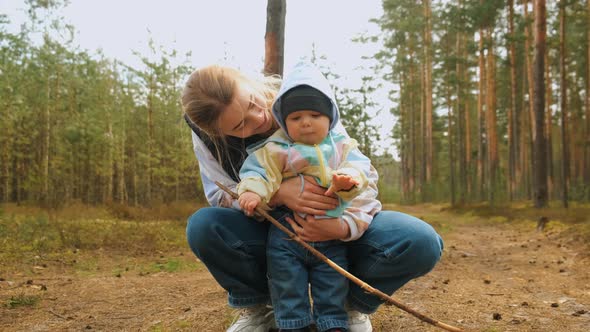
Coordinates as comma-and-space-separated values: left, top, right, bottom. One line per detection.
1, 0, 396, 155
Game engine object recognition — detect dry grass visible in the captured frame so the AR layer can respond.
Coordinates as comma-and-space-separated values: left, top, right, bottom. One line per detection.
0, 202, 205, 269
0, 201, 203, 222
385, 201, 590, 253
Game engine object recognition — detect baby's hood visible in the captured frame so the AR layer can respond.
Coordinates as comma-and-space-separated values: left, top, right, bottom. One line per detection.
272, 62, 340, 137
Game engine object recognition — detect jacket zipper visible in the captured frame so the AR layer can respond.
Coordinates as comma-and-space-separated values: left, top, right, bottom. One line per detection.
314, 144, 328, 186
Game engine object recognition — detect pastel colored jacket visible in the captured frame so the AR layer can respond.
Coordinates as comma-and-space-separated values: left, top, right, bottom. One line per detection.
237, 129, 368, 218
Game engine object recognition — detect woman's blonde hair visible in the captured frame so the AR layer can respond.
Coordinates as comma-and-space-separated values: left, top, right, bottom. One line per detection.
182, 65, 280, 136
181, 65, 281, 177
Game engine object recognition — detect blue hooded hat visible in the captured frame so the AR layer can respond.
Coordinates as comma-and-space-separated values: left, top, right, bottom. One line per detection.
278, 85, 334, 131
272, 62, 340, 140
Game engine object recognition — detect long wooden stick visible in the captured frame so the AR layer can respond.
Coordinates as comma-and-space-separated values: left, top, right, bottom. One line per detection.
215, 182, 463, 332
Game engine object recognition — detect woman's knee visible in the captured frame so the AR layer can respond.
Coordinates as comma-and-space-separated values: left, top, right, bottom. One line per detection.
186, 208, 219, 254
372, 211, 444, 274
409, 225, 444, 274
186, 207, 268, 258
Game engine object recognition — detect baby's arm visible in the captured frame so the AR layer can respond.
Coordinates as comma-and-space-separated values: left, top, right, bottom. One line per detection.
327, 145, 370, 202
328, 131, 381, 241
237, 142, 285, 211
238, 191, 262, 215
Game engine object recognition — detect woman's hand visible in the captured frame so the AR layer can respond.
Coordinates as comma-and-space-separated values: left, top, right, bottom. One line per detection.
285, 213, 350, 242
269, 175, 338, 215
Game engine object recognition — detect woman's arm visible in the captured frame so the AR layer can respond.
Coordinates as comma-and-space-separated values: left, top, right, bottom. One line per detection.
269, 175, 339, 215
191, 132, 240, 209
285, 213, 350, 242
270, 176, 348, 241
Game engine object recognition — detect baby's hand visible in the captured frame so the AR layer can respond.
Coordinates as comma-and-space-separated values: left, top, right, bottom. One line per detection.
324, 173, 359, 196
238, 191, 262, 216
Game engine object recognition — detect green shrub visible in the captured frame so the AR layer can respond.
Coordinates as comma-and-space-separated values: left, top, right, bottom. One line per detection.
5, 293, 40, 309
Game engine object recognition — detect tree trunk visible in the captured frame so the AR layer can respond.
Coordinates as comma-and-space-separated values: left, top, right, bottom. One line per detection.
146, 74, 154, 204
586, 0, 590, 201
486, 29, 498, 206
106, 109, 114, 203
533, 0, 548, 208
477, 29, 486, 201
52, 68, 61, 205
84, 137, 91, 203
13, 156, 21, 204
1, 133, 8, 202
462, 31, 471, 198
132, 150, 138, 206
116, 135, 126, 204
264, 0, 286, 76
420, 62, 427, 202
524, 0, 536, 198
401, 94, 408, 202
447, 69, 456, 206
424, 0, 433, 186
1, 96, 12, 202
545, 43, 554, 200
521, 71, 531, 199
559, 0, 569, 208
41, 74, 51, 205
409, 55, 417, 202
401, 68, 410, 202
508, 0, 518, 201
457, 27, 466, 204
571, 85, 583, 183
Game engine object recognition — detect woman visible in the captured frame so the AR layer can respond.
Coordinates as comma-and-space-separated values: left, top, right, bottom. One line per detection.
181, 63, 444, 332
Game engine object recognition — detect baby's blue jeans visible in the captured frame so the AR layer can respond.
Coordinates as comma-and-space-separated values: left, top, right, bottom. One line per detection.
267, 216, 348, 331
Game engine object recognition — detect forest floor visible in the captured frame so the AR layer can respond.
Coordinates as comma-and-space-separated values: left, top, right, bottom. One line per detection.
1, 203, 589, 332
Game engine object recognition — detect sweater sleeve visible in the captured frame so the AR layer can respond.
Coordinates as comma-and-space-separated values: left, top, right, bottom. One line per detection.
339, 163, 382, 241
332, 139, 369, 202
237, 143, 284, 208
331, 135, 382, 242
191, 132, 240, 210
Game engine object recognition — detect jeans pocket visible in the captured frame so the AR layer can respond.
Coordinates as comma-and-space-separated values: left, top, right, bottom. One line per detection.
269, 207, 292, 222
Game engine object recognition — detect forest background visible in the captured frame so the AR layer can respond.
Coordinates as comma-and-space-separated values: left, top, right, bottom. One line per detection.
2, 1, 590, 331
0, 0, 589, 210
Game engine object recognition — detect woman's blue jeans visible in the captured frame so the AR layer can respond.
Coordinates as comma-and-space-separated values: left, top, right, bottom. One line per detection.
186, 206, 444, 314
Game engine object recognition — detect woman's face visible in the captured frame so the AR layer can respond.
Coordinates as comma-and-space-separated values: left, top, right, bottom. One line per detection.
217, 81, 274, 138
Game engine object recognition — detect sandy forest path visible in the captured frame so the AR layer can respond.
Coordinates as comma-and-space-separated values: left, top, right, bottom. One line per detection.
1, 206, 589, 332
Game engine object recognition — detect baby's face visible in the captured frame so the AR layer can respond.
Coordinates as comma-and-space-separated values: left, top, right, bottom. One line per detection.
285, 110, 330, 145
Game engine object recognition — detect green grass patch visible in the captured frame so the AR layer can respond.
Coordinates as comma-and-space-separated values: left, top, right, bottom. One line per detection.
382, 203, 456, 234
0, 201, 201, 268
442, 200, 590, 225
173, 320, 192, 330
152, 259, 183, 273
109, 257, 203, 277
5, 292, 40, 309
146, 258, 201, 274
223, 307, 238, 331
0, 212, 188, 263
75, 257, 100, 276
481, 328, 502, 332
148, 322, 165, 332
